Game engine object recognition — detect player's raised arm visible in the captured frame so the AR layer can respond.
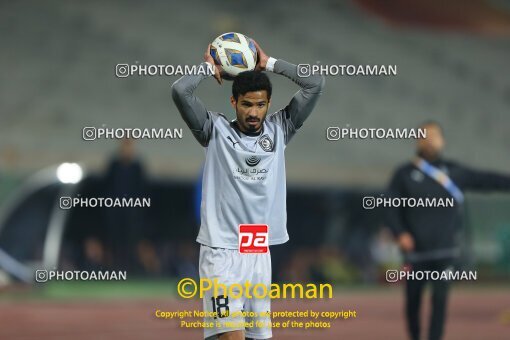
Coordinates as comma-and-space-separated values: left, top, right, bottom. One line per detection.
253, 41, 325, 134
171, 45, 222, 146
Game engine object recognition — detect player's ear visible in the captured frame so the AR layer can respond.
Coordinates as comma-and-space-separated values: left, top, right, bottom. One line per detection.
230, 96, 237, 109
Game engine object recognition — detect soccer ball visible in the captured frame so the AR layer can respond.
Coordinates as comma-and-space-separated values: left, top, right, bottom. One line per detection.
210, 32, 258, 79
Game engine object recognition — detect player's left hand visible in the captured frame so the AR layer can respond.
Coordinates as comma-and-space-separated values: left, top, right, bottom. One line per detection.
252, 40, 269, 71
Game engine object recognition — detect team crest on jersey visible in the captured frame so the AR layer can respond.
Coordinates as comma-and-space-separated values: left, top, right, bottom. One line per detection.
245, 156, 261, 167
258, 134, 274, 152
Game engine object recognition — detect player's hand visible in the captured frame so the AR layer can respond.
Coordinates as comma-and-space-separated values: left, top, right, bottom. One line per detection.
397, 232, 415, 253
204, 44, 223, 85
252, 40, 269, 71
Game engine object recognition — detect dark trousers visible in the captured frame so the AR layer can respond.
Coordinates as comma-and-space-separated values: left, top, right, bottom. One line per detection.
405, 259, 453, 340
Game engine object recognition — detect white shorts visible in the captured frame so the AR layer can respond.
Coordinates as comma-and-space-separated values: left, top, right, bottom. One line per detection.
199, 245, 272, 339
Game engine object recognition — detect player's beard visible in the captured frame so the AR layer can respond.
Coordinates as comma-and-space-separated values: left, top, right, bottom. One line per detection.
236, 110, 267, 133
245, 117, 262, 133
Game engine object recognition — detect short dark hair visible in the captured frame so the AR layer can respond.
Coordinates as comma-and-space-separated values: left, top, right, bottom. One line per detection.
232, 71, 272, 101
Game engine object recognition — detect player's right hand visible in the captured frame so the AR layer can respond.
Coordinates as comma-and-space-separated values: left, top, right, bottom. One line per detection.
397, 232, 415, 253
251, 39, 269, 71
204, 44, 223, 85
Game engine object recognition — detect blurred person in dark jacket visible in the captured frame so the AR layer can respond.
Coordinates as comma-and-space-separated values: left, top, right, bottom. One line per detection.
104, 138, 148, 273
386, 121, 510, 340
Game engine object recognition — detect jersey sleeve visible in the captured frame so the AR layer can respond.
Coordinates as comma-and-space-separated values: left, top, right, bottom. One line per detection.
171, 62, 214, 147
267, 59, 325, 144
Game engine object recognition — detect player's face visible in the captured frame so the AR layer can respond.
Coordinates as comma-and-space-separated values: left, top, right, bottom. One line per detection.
417, 124, 445, 159
231, 90, 270, 133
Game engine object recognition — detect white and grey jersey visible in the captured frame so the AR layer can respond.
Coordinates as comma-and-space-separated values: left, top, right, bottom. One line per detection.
171, 59, 325, 249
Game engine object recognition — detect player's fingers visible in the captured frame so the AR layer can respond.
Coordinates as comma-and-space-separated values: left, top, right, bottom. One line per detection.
255, 61, 266, 71
251, 40, 268, 71
205, 44, 216, 64
214, 70, 222, 85
214, 63, 224, 84
205, 43, 221, 84
252, 39, 261, 51
253, 39, 267, 56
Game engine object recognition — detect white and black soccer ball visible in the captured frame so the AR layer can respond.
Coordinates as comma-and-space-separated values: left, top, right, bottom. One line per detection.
210, 32, 258, 79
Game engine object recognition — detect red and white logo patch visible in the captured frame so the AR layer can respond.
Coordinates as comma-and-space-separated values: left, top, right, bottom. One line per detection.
239, 224, 269, 253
